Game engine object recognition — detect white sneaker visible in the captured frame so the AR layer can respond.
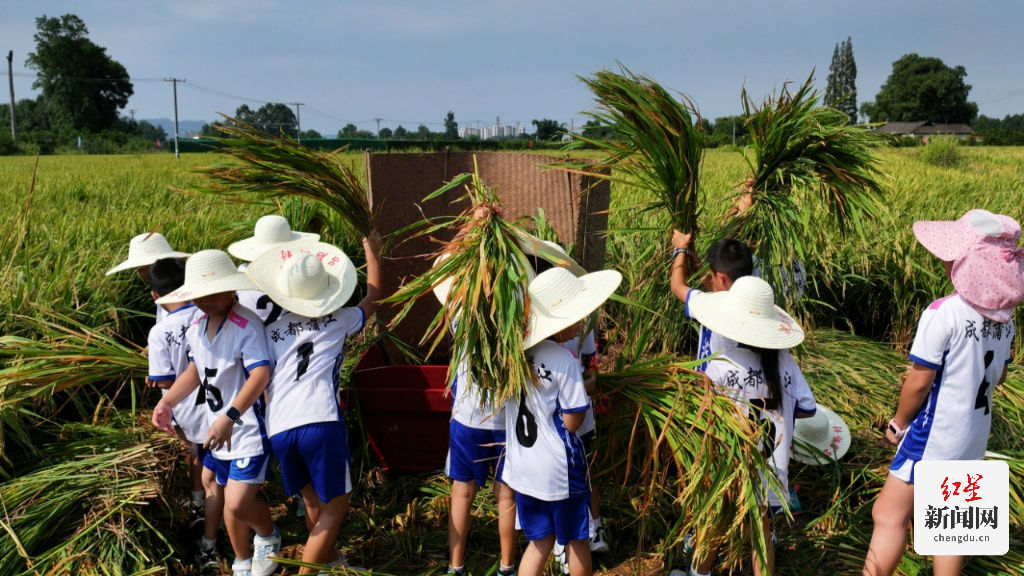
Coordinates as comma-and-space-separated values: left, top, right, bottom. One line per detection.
319, 552, 364, 574
590, 524, 609, 552
552, 543, 569, 575
232, 558, 252, 576
251, 527, 281, 576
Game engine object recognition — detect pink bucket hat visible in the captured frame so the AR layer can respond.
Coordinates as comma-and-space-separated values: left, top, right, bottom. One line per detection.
913, 209, 1024, 323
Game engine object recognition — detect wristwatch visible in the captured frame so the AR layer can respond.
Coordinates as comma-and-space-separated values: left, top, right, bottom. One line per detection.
887, 418, 906, 440
671, 247, 691, 261
225, 406, 243, 426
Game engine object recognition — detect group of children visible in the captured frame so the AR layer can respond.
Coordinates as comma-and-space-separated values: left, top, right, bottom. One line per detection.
111, 203, 1022, 576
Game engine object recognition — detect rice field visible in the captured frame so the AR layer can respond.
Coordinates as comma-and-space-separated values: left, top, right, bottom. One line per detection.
1, 145, 1023, 575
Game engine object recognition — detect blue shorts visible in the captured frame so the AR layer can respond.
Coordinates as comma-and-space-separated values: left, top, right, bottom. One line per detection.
445, 420, 506, 488
270, 421, 352, 503
202, 452, 269, 486
515, 492, 590, 545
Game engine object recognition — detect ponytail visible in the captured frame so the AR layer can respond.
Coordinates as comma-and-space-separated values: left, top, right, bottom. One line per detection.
755, 346, 783, 411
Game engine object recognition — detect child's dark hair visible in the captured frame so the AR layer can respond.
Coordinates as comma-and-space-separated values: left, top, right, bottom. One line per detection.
149, 257, 186, 296
706, 239, 753, 281
754, 346, 783, 411
528, 254, 555, 274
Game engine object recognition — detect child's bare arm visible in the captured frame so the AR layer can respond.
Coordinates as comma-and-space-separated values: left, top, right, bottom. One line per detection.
152, 362, 200, 434
562, 410, 586, 433
669, 229, 698, 302
205, 364, 271, 451
357, 230, 382, 320
887, 363, 935, 444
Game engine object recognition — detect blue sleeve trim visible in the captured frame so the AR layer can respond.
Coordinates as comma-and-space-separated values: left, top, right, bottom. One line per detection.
685, 289, 696, 318
796, 404, 817, 417
562, 404, 589, 414
245, 359, 271, 372
908, 354, 941, 371
148, 374, 175, 382
355, 305, 367, 332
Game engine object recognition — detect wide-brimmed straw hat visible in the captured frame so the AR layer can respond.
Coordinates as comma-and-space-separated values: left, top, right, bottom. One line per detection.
227, 215, 320, 262
687, 276, 804, 350
106, 232, 190, 275
155, 249, 256, 304
792, 404, 851, 464
913, 209, 1024, 323
246, 241, 357, 318
523, 267, 621, 349
515, 231, 588, 277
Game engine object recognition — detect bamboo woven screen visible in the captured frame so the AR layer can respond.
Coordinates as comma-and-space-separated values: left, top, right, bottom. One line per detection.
365, 151, 610, 364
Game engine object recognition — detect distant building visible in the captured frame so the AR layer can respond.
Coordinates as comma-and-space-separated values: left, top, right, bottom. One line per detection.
873, 121, 975, 141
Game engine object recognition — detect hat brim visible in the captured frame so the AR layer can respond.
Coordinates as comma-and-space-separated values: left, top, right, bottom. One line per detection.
227, 231, 320, 262
106, 250, 191, 275
245, 241, 357, 318
792, 404, 851, 465
688, 291, 804, 350
524, 270, 621, 349
155, 273, 256, 304
912, 220, 974, 262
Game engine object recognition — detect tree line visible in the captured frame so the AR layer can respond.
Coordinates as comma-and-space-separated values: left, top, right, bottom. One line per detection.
4, 14, 1024, 156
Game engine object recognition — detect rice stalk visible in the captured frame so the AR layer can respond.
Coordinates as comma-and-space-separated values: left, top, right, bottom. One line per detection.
724, 73, 884, 308
565, 64, 705, 233
189, 117, 371, 241
382, 162, 533, 410
597, 357, 782, 573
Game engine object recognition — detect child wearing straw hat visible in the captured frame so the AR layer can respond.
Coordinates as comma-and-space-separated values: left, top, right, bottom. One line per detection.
144, 257, 220, 567
150, 249, 279, 576
106, 232, 190, 322
669, 230, 753, 369
432, 250, 520, 576
229, 214, 320, 324
525, 239, 611, 560
686, 275, 817, 576
245, 234, 381, 574
863, 209, 1024, 576
502, 266, 622, 576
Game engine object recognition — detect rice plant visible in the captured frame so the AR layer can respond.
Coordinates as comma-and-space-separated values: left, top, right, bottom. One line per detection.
190, 117, 372, 242
723, 74, 884, 308
567, 64, 705, 233
383, 163, 533, 409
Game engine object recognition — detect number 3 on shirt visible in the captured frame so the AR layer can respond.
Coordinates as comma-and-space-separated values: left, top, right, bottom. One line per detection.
975, 350, 994, 415
515, 392, 538, 447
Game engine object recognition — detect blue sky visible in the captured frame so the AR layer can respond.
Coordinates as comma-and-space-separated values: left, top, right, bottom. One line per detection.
3, 1, 1023, 135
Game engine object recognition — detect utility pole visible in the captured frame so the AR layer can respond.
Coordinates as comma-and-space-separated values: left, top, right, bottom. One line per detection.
164, 78, 184, 158
374, 117, 382, 138
129, 109, 136, 122
7, 51, 16, 141
289, 102, 303, 143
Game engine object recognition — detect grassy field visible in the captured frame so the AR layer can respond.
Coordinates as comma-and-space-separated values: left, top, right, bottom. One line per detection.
1, 146, 1023, 575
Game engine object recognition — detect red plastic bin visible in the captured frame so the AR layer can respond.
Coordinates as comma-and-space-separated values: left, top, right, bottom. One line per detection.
348, 340, 451, 472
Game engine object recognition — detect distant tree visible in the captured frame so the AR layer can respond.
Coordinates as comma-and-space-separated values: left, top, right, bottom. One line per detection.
581, 119, 614, 140
531, 118, 564, 141
393, 125, 408, 139
300, 129, 322, 139
233, 103, 297, 136
824, 36, 857, 124
865, 53, 977, 123
416, 124, 432, 139
337, 123, 373, 138
201, 121, 226, 137
378, 127, 393, 139
136, 120, 167, 141
708, 115, 749, 147
26, 14, 133, 135
443, 111, 459, 139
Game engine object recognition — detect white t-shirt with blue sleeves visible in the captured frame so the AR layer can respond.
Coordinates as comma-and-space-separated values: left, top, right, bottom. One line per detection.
148, 304, 206, 444
558, 331, 598, 436
502, 340, 591, 501
263, 306, 365, 437
186, 304, 271, 460
704, 347, 816, 507
893, 294, 1013, 475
